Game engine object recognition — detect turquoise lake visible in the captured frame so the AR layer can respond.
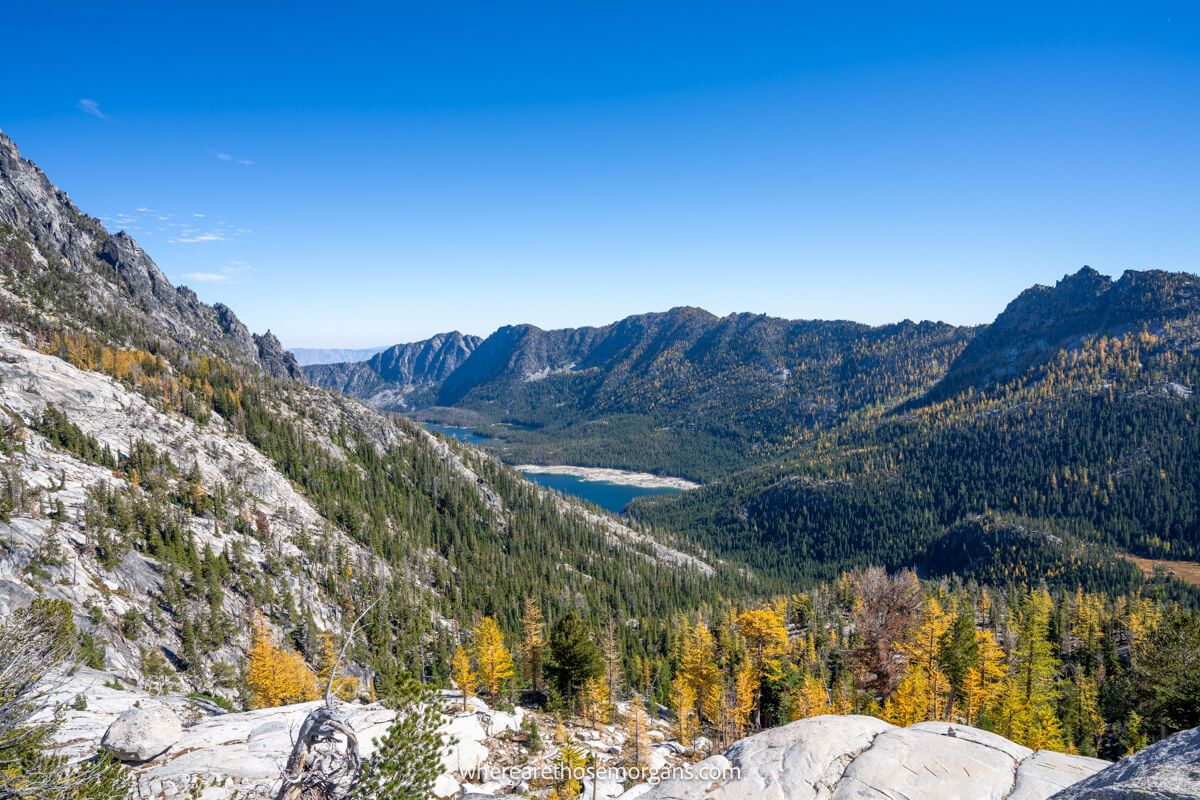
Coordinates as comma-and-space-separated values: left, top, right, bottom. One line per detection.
519, 472, 682, 514
423, 423, 682, 513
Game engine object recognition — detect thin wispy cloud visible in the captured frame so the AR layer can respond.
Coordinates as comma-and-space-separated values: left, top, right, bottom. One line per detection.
103, 206, 253, 246
180, 261, 250, 284
170, 231, 225, 244
77, 98, 108, 120
181, 271, 231, 283
210, 150, 254, 167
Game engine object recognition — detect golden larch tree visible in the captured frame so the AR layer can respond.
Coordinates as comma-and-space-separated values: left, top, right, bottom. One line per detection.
519, 597, 547, 692
473, 616, 514, 698
671, 671, 698, 746
246, 616, 318, 709
451, 645, 477, 712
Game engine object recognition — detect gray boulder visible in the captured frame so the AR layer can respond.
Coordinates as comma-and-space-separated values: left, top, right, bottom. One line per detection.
1050, 726, 1200, 799
101, 705, 183, 762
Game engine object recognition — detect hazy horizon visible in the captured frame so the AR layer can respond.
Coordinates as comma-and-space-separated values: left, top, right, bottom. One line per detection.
4, 3, 1197, 347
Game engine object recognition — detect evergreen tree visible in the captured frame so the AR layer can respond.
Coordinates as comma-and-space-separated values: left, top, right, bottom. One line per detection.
547, 612, 603, 705
352, 675, 446, 800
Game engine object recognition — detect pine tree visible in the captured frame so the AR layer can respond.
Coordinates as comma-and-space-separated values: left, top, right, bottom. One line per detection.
547, 612, 603, 706
938, 603, 979, 715
473, 616, 514, 698
352, 674, 446, 800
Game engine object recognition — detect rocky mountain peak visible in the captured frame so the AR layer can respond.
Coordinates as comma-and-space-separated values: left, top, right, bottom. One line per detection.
0, 128, 302, 380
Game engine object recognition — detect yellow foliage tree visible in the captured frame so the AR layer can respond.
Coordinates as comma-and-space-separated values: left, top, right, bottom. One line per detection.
552, 741, 588, 800
679, 618, 721, 722
625, 700, 652, 779
246, 617, 318, 709
580, 674, 611, 727
473, 616, 514, 698
671, 671, 698, 746
789, 672, 834, 721
731, 664, 757, 738
736, 606, 788, 728
451, 645, 477, 712
963, 629, 1006, 725
891, 596, 952, 722
520, 597, 547, 692
316, 632, 358, 701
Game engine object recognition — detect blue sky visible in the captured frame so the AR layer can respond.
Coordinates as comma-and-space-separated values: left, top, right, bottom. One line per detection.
3, 2, 1198, 347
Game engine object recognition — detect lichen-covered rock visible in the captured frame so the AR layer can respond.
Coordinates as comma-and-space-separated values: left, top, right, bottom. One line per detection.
101, 705, 183, 762
641, 716, 1109, 800
1050, 726, 1200, 799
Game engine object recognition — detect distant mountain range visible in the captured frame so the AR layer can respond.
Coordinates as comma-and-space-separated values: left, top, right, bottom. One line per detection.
289, 345, 388, 366
306, 309, 971, 480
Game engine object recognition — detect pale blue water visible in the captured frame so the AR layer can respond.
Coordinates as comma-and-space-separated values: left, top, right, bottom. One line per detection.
520, 471, 681, 514
421, 423, 682, 513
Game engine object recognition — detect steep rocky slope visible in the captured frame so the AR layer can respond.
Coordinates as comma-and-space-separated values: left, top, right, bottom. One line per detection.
0, 128, 716, 701
0, 130, 300, 379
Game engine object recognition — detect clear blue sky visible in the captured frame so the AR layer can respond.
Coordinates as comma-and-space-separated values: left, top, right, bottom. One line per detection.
2, 2, 1197, 347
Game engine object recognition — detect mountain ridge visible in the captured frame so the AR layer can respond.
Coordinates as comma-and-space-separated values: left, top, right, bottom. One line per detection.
0, 129, 302, 379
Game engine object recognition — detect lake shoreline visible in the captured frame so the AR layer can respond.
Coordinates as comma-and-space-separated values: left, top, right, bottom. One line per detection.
515, 464, 701, 490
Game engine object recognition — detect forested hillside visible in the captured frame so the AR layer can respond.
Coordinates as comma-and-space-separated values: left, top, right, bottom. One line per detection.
636, 267, 1200, 591
0, 128, 720, 702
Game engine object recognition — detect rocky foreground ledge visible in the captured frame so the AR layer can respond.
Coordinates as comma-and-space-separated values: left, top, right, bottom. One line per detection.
46, 668, 1200, 800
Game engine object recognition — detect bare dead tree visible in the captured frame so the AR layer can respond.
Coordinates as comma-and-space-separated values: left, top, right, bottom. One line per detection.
275, 599, 379, 800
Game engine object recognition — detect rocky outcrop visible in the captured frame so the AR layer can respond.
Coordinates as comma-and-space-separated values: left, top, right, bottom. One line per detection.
101, 706, 183, 762
44, 666, 1119, 800
641, 716, 1109, 800
254, 329, 304, 379
1050, 726, 1200, 799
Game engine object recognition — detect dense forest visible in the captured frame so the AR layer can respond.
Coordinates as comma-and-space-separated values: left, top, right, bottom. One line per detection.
635, 271, 1200, 593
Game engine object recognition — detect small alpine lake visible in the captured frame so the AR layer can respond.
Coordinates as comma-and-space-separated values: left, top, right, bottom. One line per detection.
420, 423, 694, 513
518, 470, 683, 514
